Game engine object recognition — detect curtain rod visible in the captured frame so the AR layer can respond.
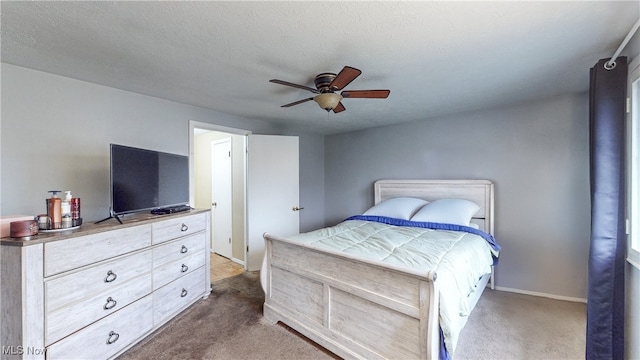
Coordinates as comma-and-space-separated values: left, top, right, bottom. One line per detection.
606, 17, 640, 70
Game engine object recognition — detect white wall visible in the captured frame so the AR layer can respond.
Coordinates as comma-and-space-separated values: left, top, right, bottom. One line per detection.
0, 64, 266, 221
324, 93, 590, 300
0, 64, 326, 231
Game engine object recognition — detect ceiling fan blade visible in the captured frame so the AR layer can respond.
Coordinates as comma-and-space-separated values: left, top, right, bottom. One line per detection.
332, 102, 346, 113
270, 79, 319, 93
329, 66, 362, 91
341, 90, 390, 99
281, 97, 314, 108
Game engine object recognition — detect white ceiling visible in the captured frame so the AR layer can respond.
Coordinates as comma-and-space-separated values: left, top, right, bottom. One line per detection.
1, 1, 638, 135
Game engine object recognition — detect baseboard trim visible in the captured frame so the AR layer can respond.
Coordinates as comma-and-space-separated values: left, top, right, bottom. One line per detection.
231, 257, 245, 266
210, 251, 246, 267
494, 285, 587, 303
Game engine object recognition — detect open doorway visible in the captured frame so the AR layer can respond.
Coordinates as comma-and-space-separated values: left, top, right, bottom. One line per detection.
190, 121, 301, 276
190, 122, 249, 281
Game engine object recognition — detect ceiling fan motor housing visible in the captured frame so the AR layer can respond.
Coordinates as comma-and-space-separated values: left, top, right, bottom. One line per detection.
314, 73, 337, 92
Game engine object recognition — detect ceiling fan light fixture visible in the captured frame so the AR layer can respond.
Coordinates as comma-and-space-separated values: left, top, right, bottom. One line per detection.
314, 93, 343, 111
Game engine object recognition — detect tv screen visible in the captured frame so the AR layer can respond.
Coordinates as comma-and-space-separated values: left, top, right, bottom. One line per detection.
110, 144, 189, 215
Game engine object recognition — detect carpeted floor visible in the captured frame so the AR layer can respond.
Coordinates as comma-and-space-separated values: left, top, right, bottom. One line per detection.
119, 272, 586, 360
455, 288, 586, 359
118, 271, 337, 360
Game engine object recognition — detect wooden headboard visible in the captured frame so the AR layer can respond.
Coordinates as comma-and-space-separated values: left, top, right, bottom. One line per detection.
374, 179, 495, 235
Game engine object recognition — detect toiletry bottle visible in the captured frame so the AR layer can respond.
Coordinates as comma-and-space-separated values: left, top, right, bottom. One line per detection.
61, 191, 72, 228
47, 191, 62, 229
71, 195, 81, 227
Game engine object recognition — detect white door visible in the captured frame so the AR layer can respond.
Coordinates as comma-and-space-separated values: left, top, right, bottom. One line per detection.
212, 138, 233, 258
246, 134, 300, 271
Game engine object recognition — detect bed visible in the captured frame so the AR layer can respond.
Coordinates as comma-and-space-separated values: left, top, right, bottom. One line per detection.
261, 179, 500, 360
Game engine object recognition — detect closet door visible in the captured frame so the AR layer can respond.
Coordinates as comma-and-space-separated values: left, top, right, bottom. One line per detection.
211, 138, 233, 258
246, 134, 300, 271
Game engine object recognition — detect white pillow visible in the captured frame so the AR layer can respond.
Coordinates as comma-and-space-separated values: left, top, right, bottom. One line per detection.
363, 197, 429, 220
410, 198, 480, 226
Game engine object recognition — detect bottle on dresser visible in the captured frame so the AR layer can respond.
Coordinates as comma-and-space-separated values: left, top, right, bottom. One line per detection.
47, 191, 62, 229
61, 191, 72, 229
70, 192, 82, 227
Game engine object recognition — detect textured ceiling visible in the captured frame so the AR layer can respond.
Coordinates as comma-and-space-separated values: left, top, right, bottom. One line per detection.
1, 1, 638, 134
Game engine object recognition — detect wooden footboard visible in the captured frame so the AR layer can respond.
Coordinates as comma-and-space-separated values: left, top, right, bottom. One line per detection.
262, 233, 441, 360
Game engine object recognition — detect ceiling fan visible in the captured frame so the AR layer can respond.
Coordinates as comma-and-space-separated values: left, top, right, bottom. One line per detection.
269, 66, 390, 113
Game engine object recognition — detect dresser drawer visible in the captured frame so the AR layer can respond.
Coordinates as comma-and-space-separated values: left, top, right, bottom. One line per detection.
153, 266, 206, 326
46, 295, 153, 360
44, 224, 151, 277
152, 232, 205, 267
152, 250, 205, 290
45, 250, 152, 313
152, 213, 206, 244
46, 273, 152, 345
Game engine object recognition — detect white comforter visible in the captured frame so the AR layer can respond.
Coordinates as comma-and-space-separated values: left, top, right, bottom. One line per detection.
283, 219, 498, 355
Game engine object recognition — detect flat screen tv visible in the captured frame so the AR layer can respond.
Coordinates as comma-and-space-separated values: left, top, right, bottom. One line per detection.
109, 144, 190, 217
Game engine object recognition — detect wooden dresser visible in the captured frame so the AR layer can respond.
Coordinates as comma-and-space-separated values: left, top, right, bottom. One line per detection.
0, 210, 211, 360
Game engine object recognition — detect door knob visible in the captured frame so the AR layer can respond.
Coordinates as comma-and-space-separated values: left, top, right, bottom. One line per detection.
212, 202, 217, 207
292, 206, 304, 211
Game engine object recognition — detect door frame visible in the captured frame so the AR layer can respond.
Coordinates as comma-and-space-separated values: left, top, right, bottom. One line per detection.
189, 121, 251, 268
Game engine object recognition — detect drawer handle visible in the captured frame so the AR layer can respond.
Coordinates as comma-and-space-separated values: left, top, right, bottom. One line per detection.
181, 288, 188, 297
181, 223, 188, 232
181, 245, 188, 254
104, 297, 117, 310
104, 270, 117, 283
181, 264, 189, 273
106, 331, 120, 345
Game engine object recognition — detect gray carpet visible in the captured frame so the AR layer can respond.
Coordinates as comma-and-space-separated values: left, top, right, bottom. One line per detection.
119, 272, 586, 360
118, 271, 337, 360
455, 289, 586, 359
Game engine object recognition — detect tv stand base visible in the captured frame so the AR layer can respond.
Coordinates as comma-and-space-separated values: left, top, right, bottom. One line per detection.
95, 213, 123, 224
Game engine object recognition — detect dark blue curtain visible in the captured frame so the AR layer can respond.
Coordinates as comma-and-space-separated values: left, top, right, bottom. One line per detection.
587, 57, 627, 360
